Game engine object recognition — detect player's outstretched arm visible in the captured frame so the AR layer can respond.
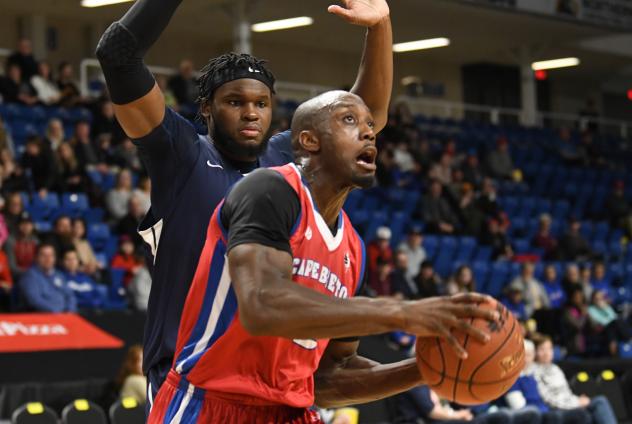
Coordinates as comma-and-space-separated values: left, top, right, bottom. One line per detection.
314, 339, 422, 408
96, 0, 183, 138
329, 0, 392, 132
229, 243, 497, 358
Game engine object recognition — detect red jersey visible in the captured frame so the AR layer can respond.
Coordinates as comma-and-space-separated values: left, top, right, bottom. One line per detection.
171, 163, 366, 408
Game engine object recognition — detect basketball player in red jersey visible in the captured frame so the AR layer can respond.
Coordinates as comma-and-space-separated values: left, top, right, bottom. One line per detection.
149, 91, 499, 423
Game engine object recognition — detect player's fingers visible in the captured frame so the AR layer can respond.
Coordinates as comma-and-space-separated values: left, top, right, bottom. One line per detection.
451, 304, 499, 322
451, 292, 495, 305
455, 320, 491, 343
327, 5, 354, 21
440, 327, 468, 359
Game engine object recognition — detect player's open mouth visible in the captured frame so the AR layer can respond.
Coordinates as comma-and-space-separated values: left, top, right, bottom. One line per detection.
356, 147, 377, 172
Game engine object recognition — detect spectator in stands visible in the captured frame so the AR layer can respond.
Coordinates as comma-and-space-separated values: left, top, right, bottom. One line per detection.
45, 215, 75, 259
558, 217, 592, 261
55, 141, 90, 193
6, 213, 38, 278
502, 281, 529, 321
588, 289, 632, 356
0, 115, 15, 157
0, 235, 13, 299
461, 151, 483, 189
132, 175, 151, 215
71, 120, 98, 167
6, 39, 38, 79
390, 385, 515, 424
71, 218, 100, 277
106, 168, 133, 221
531, 213, 558, 260
578, 264, 594, 301
590, 261, 613, 302
605, 180, 632, 237
115, 344, 147, 403
367, 257, 393, 297
480, 218, 513, 260
94, 133, 117, 166
62, 249, 106, 308
422, 180, 459, 234
428, 152, 453, 185
397, 225, 425, 285
56, 61, 82, 107
21, 136, 58, 194
111, 235, 142, 286
45, 118, 66, 153
393, 141, 416, 173
128, 256, 151, 311
1, 149, 28, 193
167, 59, 198, 117
557, 128, 582, 165
561, 287, 590, 356
446, 265, 476, 295
19, 243, 76, 312
91, 100, 124, 143
457, 182, 485, 237
367, 226, 393, 276
542, 265, 566, 309
476, 178, 507, 225
485, 136, 514, 180
4, 192, 24, 235
113, 138, 142, 172
30, 61, 60, 105
505, 339, 591, 424
416, 261, 444, 298
0, 62, 38, 105
509, 262, 549, 318
532, 334, 617, 424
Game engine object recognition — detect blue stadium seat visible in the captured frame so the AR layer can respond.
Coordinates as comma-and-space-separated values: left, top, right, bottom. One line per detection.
454, 237, 476, 262
83, 207, 105, 224
473, 246, 492, 262
61, 193, 89, 214
88, 223, 111, 250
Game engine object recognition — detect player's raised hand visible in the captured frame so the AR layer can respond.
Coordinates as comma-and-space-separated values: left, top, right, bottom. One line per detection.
400, 293, 500, 359
328, 0, 390, 27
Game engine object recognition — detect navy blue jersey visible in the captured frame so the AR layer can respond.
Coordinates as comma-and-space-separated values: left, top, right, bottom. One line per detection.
133, 107, 292, 377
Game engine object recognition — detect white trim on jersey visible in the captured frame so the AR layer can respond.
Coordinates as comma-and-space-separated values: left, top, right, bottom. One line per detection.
168, 382, 196, 424
138, 218, 164, 264
175, 257, 232, 374
289, 163, 344, 252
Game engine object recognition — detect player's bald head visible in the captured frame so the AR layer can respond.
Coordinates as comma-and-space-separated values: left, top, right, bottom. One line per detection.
291, 90, 365, 157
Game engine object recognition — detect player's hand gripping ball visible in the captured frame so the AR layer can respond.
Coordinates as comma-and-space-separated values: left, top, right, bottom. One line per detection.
415, 298, 525, 405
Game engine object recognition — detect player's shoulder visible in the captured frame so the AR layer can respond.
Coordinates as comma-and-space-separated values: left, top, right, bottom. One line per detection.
263, 129, 293, 164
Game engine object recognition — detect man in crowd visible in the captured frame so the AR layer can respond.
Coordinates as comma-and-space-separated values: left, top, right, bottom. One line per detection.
20, 243, 77, 313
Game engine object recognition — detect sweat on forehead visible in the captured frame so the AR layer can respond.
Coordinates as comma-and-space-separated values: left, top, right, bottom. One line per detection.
291, 91, 364, 132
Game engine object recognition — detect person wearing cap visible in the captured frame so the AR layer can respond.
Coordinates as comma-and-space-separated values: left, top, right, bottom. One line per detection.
397, 225, 426, 285
605, 180, 632, 237
5, 212, 39, 279
367, 226, 393, 276
416, 261, 444, 299
501, 280, 528, 321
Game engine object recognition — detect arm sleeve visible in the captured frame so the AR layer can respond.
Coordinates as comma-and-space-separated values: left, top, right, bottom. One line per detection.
221, 169, 300, 255
132, 108, 199, 219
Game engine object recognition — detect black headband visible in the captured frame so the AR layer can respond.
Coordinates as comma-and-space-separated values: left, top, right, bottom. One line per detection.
208, 64, 275, 96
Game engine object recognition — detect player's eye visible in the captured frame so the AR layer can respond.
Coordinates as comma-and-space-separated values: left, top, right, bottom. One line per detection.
228, 100, 241, 106
257, 101, 267, 108
367, 121, 375, 129
343, 115, 356, 124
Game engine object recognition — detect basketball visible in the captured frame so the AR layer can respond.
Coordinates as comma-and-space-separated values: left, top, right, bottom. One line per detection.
415, 299, 525, 405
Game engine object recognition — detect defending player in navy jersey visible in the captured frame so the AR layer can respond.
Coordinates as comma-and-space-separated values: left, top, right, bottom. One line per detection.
148, 91, 500, 423
96, 0, 393, 406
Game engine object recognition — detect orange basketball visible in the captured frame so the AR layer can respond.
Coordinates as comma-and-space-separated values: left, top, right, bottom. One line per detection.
415, 298, 525, 405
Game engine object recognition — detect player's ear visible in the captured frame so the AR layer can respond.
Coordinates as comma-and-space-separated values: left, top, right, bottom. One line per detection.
200, 101, 211, 118
299, 130, 320, 153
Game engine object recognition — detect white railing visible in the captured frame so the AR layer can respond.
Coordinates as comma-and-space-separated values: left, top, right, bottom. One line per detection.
397, 95, 632, 139
79, 57, 632, 139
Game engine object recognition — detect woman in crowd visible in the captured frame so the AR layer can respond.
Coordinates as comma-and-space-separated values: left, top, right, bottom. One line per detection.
71, 218, 100, 277
115, 344, 146, 403
588, 289, 632, 356
30, 61, 60, 106
106, 168, 133, 221
56, 141, 89, 193
446, 265, 476, 295
561, 287, 590, 356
